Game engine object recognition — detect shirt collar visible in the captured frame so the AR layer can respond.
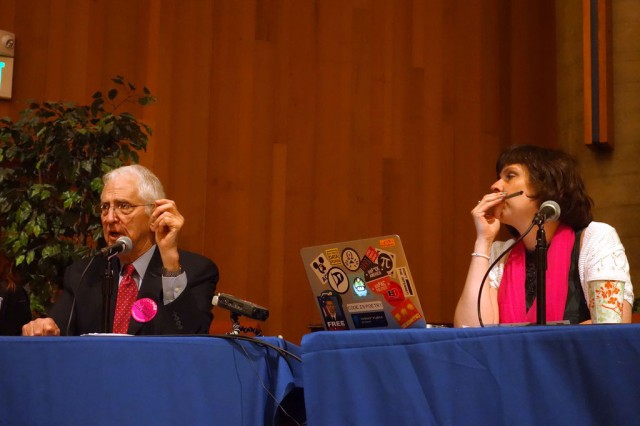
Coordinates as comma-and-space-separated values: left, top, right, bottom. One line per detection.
121, 244, 156, 283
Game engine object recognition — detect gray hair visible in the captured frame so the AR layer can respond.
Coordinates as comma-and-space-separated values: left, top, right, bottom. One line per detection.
103, 165, 165, 213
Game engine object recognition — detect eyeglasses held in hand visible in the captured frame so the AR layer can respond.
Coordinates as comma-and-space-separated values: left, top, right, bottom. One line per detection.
98, 202, 154, 217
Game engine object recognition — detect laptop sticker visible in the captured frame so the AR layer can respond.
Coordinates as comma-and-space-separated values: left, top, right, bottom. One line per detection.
327, 266, 349, 294
341, 247, 361, 271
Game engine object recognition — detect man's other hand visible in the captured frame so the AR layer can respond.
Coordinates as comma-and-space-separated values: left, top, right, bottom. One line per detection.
22, 318, 61, 336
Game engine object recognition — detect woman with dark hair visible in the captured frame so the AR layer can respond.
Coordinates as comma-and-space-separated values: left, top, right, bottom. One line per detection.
454, 145, 634, 326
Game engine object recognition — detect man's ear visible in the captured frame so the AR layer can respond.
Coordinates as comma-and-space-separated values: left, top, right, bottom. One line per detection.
148, 216, 157, 239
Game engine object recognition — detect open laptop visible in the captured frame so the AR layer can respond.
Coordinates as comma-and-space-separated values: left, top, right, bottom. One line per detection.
300, 235, 427, 331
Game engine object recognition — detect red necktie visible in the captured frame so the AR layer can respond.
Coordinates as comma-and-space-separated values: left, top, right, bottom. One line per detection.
113, 264, 138, 334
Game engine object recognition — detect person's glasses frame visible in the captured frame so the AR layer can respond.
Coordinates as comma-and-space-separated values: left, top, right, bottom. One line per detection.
98, 202, 154, 217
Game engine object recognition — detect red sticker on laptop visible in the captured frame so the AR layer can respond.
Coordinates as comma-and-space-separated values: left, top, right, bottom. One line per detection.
364, 246, 379, 263
391, 299, 423, 328
131, 298, 158, 323
367, 277, 405, 306
368, 276, 392, 294
383, 281, 405, 306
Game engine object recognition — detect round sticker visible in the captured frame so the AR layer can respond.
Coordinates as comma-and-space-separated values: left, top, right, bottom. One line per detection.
327, 267, 349, 294
131, 298, 158, 323
341, 248, 361, 271
383, 281, 405, 306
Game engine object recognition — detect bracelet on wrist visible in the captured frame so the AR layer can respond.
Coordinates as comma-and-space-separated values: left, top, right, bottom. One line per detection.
162, 265, 183, 277
471, 252, 490, 260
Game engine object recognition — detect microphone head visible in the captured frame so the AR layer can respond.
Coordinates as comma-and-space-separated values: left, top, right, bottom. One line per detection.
116, 236, 133, 255
539, 200, 561, 222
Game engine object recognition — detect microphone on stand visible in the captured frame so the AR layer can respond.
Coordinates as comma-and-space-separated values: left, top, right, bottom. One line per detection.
212, 293, 268, 336
533, 200, 560, 224
212, 293, 269, 321
98, 236, 133, 257
98, 236, 133, 332
533, 200, 560, 325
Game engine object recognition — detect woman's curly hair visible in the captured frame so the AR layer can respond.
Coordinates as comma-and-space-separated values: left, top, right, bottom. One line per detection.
496, 145, 593, 230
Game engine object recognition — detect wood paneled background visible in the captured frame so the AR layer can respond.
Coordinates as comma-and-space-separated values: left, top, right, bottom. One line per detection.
556, 0, 640, 306
0, 0, 577, 343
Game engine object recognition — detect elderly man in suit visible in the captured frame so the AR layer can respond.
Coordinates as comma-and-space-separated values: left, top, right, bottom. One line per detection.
23, 165, 219, 336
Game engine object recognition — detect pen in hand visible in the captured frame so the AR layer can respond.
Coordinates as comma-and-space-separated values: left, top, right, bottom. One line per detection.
504, 190, 524, 200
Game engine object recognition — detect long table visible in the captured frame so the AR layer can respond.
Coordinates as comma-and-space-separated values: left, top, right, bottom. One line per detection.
301, 325, 640, 425
0, 335, 303, 425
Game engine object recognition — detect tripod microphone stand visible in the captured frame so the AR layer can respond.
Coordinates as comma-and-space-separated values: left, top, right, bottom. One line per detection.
229, 312, 263, 336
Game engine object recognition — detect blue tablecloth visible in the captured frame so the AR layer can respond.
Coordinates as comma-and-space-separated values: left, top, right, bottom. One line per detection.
302, 325, 640, 426
0, 335, 303, 425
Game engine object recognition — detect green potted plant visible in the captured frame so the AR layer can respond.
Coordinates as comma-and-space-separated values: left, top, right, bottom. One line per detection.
0, 76, 155, 315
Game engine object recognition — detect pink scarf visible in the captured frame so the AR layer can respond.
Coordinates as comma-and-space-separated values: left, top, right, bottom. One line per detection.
498, 223, 575, 323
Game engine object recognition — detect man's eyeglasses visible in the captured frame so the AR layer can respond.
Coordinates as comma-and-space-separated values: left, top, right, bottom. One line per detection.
98, 202, 154, 217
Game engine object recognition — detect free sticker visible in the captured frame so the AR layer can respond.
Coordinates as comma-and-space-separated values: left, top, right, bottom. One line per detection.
131, 298, 158, 323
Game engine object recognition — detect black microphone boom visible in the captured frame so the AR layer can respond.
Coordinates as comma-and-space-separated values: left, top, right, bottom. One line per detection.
534, 200, 561, 224
212, 293, 269, 321
531, 200, 559, 325
98, 236, 133, 257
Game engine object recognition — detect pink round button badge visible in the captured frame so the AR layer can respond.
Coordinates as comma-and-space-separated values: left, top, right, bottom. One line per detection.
131, 298, 158, 323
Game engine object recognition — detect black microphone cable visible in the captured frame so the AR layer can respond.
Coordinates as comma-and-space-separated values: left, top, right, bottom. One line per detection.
477, 221, 536, 327
136, 334, 302, 367
76, 332, 304, 424
208, 333, 302, 363
202, 333, 303, 425
65, 255, 97, 336
217, 335, 303, 425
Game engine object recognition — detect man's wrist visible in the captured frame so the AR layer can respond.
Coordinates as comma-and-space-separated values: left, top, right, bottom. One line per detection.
162, 264, 183, 277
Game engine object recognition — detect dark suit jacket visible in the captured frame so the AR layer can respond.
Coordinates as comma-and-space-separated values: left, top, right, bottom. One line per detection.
50, 248, 219, 336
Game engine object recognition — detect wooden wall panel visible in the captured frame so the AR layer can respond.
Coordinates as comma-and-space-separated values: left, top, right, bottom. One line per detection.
510, 0, 558, 146
556, 0, 640, 306
0, 0, 558, 343
582, 0, 614, 146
